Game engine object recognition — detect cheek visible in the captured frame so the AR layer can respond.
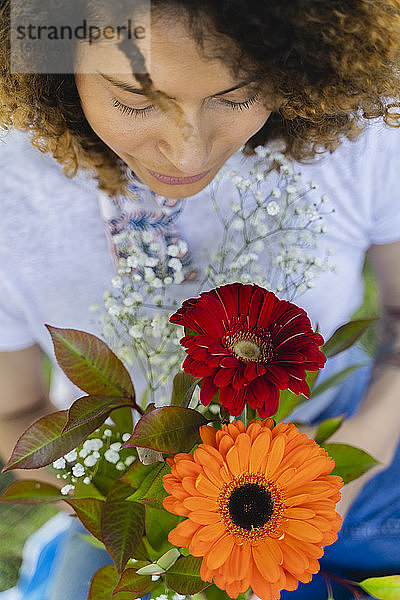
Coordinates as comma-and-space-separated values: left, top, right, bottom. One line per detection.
76, 78, 153, 152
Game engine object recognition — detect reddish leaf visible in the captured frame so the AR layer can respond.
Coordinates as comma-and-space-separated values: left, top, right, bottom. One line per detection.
67, 498, 104, 541
122, 407, 207, 453
113, 569, 153, 595
101, 482, 145, 573
2, 410, 107, 471
46, 326, 135, 398
0, 480, 62, 504
88, 565, 132, 600
63, 396, 133, 433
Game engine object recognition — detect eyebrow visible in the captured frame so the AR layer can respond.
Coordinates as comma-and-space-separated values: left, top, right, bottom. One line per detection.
98, 72, 254, 98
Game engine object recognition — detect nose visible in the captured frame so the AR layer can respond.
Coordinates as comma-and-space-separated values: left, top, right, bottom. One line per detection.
157, 110, 211, 174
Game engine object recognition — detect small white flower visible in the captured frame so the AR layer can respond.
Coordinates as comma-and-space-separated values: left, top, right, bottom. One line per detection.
72, 463, 85, 478
110, 442, 122, 451
168, 258, 182, 271
266, 200, 280, 216
84, 439, 103, 452
64, 450, 77, 463
84, 454, 99, 467
104, 449, 120, 464
167, 244, 179, 257
271, 187, 281, 198
164, 276, 173, 285
116, 461, 126, 471
174, 271, 185, 284
103, 429, 113, 438
83, 477, 91, 485
111, 276, 123, 289
321, 194, 330, 204
125, 456, 136, 467
144, 268, 156, 282
232, 217, 244, 231
141, 231, 153, 244
122, 433, 131, 442
53, 458, 66, 470
129, 325, 143, 339
61, 484, 75, 496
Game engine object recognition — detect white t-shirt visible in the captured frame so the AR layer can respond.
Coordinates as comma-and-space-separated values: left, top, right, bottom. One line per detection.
1, 123, 399, 410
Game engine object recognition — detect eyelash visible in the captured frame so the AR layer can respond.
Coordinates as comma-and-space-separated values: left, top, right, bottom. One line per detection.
111, 94, 260, 118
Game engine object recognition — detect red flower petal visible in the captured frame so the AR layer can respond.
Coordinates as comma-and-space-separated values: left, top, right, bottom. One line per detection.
200, 376, 219, 405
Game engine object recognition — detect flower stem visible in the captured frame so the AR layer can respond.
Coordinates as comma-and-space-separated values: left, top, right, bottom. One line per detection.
220, 406, 230, 425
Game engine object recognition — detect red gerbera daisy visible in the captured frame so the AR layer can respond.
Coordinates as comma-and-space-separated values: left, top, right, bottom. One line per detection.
170, 283, 326, 418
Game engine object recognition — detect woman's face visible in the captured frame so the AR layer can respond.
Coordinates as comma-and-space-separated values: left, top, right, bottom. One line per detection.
75, 16, 271, 198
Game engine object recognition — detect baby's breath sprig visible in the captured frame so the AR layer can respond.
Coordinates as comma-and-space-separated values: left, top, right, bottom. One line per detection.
52, 426, 136, 496
94, 146, 335, 406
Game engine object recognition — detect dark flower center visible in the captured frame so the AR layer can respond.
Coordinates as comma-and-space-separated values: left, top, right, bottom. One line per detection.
228, 483, 274, 530
224, 328, 274, 363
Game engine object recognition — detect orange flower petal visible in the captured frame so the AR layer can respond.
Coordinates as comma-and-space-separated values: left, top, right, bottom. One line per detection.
197, 521, 226, 542
284, 493, 310, 507
183, 496, 218, 511
189, 510, 221, 525
226, 445, 241, 476
181, 476, 198, 496
250, 563, 276, 600
206, 532, 235, 569
249, 430, 271, 472
236, 433, 251, 472
203, 464, 224, 488
284, 507, 316, 520
218, 434, 235, 458
285, 519, 324, 543
264, 435, 286, 477
195, 473, 220, 497
252, 541, 281, 583
227, 422, 241, 440
168, 518, 200, 546
175, 460, 202, 480
200, 425, 218, 447
162, 495, 189, 516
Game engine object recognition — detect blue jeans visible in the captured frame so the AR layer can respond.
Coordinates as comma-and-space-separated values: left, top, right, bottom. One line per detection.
282, 346, 400, 599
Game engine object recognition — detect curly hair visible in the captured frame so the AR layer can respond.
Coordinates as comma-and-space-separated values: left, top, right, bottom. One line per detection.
1, 0, 400, 196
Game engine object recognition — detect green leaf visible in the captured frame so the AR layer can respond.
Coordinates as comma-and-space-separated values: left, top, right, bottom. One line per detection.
322, 318, 377, 358
78, 533, 107, 551
360, 575, 400, 599
67, 498, 104, 541
314, 415, 345, 444
119, 460, 154, 491
138, 463, 170, 508
165, 555, 209, 595
101, 482, 145, 573
171, 372, 201, 408
110, 407, 133, 435
132, 538, 151, 562
0, 480, 63, 504
128, 463, 166, 507
88, 564, 132, 600
46, 325, 135, 398
272, 370, 319, 422
63, 395, 133, 433
2, 410, 106, 471
123, 407, 207, 453
113, 568, 154, 596
322, 443, 380, 484
311, 364, 365, 398
145, 505, 178, 552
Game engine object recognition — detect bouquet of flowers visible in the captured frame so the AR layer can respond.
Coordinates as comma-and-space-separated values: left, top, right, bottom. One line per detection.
0, 283, 398, 600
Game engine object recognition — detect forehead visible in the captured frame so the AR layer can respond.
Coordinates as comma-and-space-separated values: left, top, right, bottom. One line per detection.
75, 15, 242, 96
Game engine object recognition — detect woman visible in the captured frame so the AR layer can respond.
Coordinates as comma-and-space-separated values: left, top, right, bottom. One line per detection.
1, 1, 400, 598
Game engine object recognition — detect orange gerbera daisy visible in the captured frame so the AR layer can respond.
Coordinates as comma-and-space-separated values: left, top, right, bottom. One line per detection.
163, 419, 343, 600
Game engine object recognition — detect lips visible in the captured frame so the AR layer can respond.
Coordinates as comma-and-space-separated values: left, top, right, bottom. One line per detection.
147, 168, 211, 185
